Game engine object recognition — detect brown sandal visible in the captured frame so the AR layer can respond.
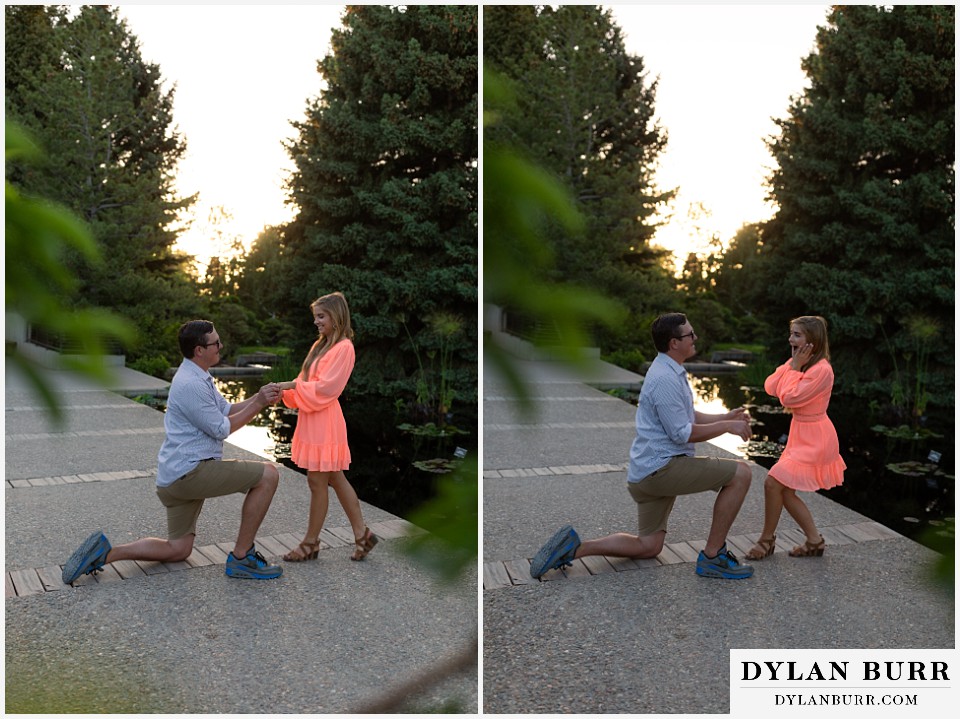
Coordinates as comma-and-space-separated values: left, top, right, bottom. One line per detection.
351, 527, 379, 561
283, 539, 320, 562
745, 535, 777, 561
789, 536, 825, 557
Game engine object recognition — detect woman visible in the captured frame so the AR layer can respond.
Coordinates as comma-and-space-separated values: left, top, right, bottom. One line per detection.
277, 292, 378, 562
746, 315, 846, 560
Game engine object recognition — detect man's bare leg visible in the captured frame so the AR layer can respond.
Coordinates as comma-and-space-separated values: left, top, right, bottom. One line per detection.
704, 462, 752, 556
234, 463, 280, 557
106, 534, 195, 564
577, 530, 666, 559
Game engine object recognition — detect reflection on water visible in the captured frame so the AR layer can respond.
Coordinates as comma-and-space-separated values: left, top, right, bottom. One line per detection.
689, 376, 746, 457
224, 423, 275, 460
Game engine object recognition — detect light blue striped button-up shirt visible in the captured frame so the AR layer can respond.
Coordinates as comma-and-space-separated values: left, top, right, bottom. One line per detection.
156, 359, 232, 487
627, 352, 696, 483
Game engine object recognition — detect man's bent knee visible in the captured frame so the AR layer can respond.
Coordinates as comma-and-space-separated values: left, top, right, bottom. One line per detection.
733, 461, 752, 484
169, 534, 195, 562
642, 531, 666, 557
258, 462, 279, 489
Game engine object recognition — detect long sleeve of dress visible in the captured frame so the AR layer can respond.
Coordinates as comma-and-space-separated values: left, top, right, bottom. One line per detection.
764, 360, 834, 409
763, 358, 844, 490
281, 340, 355, 412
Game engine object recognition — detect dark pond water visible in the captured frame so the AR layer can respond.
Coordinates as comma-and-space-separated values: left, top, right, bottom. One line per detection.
685, 374, 954, 552
216, 377, 478, 520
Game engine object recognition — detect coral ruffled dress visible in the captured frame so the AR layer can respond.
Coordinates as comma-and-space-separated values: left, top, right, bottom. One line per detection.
281, 339, 354, 472
764, 358, 846, 491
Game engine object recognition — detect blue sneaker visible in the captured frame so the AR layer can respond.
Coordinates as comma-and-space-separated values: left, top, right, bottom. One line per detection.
225, 546, 283, 580
62, 531, 111, 584
530, 525, 581, 578
696, 544, 753, 579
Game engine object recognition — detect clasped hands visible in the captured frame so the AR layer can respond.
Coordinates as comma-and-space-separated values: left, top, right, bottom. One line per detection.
726, 407, 753, 441
258, 382, 284, 406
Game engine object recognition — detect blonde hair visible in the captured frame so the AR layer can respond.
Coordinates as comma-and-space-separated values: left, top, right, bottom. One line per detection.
299, 292, 355, 379
791, 315, 830, 371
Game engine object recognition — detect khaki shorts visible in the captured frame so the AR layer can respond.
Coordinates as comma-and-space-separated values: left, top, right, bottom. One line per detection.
627, 455, 739, 536
156, 459, 266, 539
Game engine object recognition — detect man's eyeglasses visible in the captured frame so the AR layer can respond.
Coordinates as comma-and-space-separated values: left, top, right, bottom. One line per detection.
202, 339, 223, 350
675, 332, 697, 342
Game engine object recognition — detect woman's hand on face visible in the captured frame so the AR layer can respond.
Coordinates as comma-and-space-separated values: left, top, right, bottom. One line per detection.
791, 343, 814, 370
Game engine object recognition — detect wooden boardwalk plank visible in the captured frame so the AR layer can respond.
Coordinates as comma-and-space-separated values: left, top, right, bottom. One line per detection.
823, 526, 856, 545
110, 560, 146, 580
855, 521, 901, 540
503, 559, 533, 585
836, 523, 874, 543
184, 549, 214, 569
6, 573, 17, 598
93, 564, 123, 584
136, 560, 171, 575
274, 533, 304, 552
326, 526, 355, 544
36, 566, 67, 592
367, 521, 402, 539
632, 556, 661, 569
567, 558, 597, 578
380, 519, 424, 538
579, 555, 615, 575
400, 519, 428, 536
255, 536, 289, 560
539, 566, 567, 581
777, 528, 806, 550
819, 526, 855, 546
655, 545, 684, 565
161, 559, 191, 572
724, 535, 755, 558
194, 545, 228, 565
320, 528, 349, 547
70, 572, 97, 588
606, 556, 641, 572
666, 542, 699, 563
482, 562, 512, 590
687, 538, 708, 553
10, 569, 45, 597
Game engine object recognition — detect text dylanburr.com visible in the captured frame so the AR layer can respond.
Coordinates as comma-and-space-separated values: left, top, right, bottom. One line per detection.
730, 649, 956, 715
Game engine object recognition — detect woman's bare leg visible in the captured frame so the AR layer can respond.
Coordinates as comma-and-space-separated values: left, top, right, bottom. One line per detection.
329, 470, 366, 538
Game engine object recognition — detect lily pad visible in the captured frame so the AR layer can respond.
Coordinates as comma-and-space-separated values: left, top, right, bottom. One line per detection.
413, 458, 462, 474
885, 460, 948, 477
871, 424, 944, 440
397, 422, 470, 438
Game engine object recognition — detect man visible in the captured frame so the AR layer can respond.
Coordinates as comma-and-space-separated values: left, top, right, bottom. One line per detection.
530, 312, 756, 580
63, 320, 285, 583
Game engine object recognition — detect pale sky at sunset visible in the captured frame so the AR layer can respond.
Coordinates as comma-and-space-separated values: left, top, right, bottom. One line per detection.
117, 4, 346, 271
115, 3, 832, 274
607, 3, 832, 266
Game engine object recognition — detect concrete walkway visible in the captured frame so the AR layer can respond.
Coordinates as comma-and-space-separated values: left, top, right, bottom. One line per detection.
4, 360, 476, 713
482, 352, 954, 714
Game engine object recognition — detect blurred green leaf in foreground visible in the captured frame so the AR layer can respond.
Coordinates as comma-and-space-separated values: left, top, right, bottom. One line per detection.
483, 67, 626, 412
6, 120, 136, 423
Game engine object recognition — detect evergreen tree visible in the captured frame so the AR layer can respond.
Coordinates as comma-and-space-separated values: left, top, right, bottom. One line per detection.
484, 5, 676, 354
5, 5, 199, 362
283, 5, 477, 411
756, 5, 954, 411
234, 225, 291, 345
